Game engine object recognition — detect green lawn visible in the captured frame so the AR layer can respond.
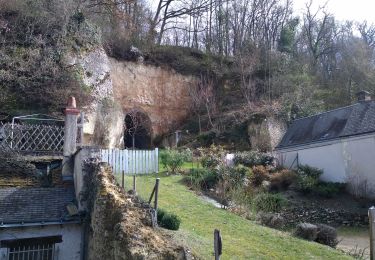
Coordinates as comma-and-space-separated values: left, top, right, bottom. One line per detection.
120, 173, 352, 259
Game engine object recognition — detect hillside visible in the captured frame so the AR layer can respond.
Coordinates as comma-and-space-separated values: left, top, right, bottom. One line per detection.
125, 173, 352, 259
3, 0, 375, 151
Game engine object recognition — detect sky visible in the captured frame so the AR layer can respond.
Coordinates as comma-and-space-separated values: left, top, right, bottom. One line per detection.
147, 0, 375, 24
293, 0, 375, 24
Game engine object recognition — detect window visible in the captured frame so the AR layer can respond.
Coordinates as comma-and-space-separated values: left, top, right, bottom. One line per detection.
1, 236, 61, 260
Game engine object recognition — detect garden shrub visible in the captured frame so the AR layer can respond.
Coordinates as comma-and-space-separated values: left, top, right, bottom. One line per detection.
313, 182, 346, 198
160, 149, 192, 174
226, 165, 251, 188
270, 169, 297, 191
253, 193, 286, 212
315, 224, 338, 248
233, 151, 275, 167
294, 223, 318, 241
296, 165, 323, 193
157, 208, 166, 222
294, 223, 338, 247
251, 165, 270, 186
256, 212, 286, 229
159, 212, 181, 230
199, 145, 226, 169
186, 168, 219, 190
201, 156, 222, 169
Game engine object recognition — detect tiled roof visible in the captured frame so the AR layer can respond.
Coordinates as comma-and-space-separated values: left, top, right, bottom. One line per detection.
277, 101, 375, 149
0, 186, 78, 224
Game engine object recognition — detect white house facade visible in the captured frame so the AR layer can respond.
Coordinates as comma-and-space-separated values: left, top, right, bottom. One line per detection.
276, 91, 375, 198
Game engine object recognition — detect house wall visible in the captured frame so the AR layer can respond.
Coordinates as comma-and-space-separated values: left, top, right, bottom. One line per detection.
0, 224, 82, 260
277, 133, 375, 198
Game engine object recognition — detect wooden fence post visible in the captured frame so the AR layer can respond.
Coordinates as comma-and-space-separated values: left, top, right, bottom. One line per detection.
133, 175, 136, 194
214, 229, 222, 260
121, 170, 125, 189
154, 178, 160, 211
369, 207, 375, 260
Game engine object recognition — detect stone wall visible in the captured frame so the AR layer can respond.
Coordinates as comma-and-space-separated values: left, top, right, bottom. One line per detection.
84, 163, 187, 260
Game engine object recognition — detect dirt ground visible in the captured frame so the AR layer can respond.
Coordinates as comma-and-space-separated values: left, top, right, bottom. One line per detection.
337, 227, 370, 259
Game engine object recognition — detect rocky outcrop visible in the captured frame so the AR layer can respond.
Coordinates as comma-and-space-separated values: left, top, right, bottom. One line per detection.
68, 48, 196, 148
84, 163, 187, 260
63, 47, 124, 148
109, 59, 196, 138
247, 115, 286, 151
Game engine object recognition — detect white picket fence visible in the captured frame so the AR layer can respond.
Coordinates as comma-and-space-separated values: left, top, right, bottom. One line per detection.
100, 148, 159, 175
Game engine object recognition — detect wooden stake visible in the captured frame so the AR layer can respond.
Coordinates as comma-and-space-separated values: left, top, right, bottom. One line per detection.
133, 175, 136, 194
121, 170, 125, 189
370, 207, 375, 260
214, 229, 222, 260
154, 178, 160, 210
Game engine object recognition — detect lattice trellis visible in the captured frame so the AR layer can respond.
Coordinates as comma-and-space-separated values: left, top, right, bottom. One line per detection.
0, 122, 64, 153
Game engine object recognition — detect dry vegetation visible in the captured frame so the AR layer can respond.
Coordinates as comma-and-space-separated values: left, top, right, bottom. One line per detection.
84, 163, 189, 260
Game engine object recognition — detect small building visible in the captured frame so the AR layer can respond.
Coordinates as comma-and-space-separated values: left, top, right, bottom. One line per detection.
0, 98, 84, 260
276, 91, 375, 198
0, 180, 83, 260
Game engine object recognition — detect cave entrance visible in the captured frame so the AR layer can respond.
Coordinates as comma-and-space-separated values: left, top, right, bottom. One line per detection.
124, 110, 152, 149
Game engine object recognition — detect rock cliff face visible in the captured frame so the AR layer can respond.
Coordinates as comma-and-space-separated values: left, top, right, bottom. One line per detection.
109, 59, 196, 138
247, 115, 286, 151
73, 48, 196, 148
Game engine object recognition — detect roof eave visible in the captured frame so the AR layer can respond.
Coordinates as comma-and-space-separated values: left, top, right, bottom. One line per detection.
0, 219, 81, 229
275, 130, 375, 151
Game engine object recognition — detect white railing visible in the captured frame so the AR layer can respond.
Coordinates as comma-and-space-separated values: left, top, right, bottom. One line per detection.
100, 148, 159, 175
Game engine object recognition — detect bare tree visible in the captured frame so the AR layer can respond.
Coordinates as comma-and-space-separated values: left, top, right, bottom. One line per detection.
358, 21, 375, 49
125, 110, 142, 149
150, 0, 210, 45
301, 1, 337, 70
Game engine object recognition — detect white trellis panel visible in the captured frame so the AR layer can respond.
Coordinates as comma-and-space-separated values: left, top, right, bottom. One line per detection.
100, 148, 159, 175
0, 122, 64, 153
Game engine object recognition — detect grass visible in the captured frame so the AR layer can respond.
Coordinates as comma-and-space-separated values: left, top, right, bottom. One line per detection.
119, 171, 352, 259
337, 226, 369, 237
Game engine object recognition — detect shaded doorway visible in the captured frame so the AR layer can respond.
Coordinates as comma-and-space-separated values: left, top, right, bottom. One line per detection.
124, 110, 152, 149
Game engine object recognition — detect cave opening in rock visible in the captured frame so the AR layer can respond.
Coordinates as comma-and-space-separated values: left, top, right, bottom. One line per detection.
124, 110, 152, 149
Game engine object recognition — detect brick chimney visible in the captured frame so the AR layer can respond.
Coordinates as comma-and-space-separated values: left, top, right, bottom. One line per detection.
356, 90, 371, 102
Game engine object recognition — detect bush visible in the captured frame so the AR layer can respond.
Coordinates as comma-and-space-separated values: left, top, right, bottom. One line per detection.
157, 208, 166, 222
253, 193, 286, 212
316, 224, 338, 248
233, 151, 275, 167
199, 145, 226, 169
229, 165, 251, 188
294, 223, 318, 241
269, 169, 297, 191
313, 182, 346, 198
251, 165, 270, 186
160, 149, 192, 174
296, 165, 323, 193
294, 223, 338, 247
159, 212, 181, 230
256, 212, 286, 229
186, 168, 219, 190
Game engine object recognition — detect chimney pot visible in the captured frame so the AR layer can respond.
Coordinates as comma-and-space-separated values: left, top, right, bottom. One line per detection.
356, 90, 371, 102
67, 96, 77, 108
